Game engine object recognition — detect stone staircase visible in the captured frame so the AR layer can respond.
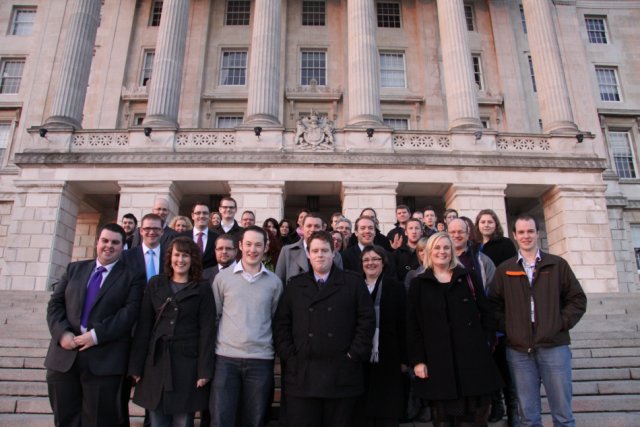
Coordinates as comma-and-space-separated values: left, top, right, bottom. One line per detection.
0, 291, 639, 426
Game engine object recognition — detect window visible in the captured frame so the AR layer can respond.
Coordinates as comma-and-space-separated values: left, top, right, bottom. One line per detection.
464, 4, 475, 31
481, 118, 490, 129
380, 52, 406, 88
10, 7, 36, 36
377, 2, 401, 28
219, 51, 247, 86
302, 1, 325, 26
217, 116, 243, 128
140, 50, 155, 86
0, 121, 10, 148
631, 225, 640, 272
585, 16, 608, 44
149, 1, 163, 26
133, 114, 145, 126
528, 55, 537, 92
596, 67, 621, 102
383, 117, 409, 130
0, 59, 25, 94
472, 55, 483, 90
519, 4, 527, 34
300, 51, 326, 86
225, 0, 250, 25
609, 131, 637, 179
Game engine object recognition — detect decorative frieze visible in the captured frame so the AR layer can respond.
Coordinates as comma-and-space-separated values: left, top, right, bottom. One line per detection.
175, 132, 236, 148
496, 136, 551, 152
72, 133, 129, 149
393, 134, 451, 150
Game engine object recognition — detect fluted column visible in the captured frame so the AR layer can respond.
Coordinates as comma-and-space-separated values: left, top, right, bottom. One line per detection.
436, 0, 481, 130
347, 0, 382, 126
44, 0, 101, 129
522, 0, 577, 134
144, 0, 191, 127
245, 0, 281, 125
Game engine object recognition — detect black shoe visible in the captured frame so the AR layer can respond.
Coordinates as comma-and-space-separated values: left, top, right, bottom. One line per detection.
488, 401, 505, 423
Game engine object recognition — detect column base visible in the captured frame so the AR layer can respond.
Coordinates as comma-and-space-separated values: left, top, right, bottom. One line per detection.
142, 115, 178, 129
244, 114, 281, 126
545, 120, 579, 134
43, 116, 81, 131
449, 117, 482, 131
347, 114, 383, 127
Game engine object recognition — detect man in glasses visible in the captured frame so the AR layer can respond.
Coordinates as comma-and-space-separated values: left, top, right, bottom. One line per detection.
181, 201, 219, 269
123, 213, 166, 283
213, 197, 243, 242
130, 197, 177, 251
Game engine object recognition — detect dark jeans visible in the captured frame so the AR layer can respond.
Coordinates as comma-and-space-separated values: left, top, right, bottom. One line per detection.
209, 356, 274, 427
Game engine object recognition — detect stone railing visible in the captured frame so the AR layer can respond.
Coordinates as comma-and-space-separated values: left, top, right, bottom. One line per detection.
392, 132, 452, 151
495, 135, 551, 152
72, 132, 130, 149
175, 131, 235, 149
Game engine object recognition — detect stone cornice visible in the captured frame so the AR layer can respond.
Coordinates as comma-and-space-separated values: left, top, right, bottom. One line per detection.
13, 151, 607, 171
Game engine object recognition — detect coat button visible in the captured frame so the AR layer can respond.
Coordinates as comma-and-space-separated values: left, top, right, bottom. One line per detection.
170, 321, 174, 325
308, 333, 314, 337
327, 333, 333, 337
174, 307, 178, 311
309, 308, 314, 312
327, 307, 332, 311
467, 322, 472, 326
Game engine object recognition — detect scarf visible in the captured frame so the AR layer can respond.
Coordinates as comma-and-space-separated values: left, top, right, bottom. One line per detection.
369, 275, 383, 363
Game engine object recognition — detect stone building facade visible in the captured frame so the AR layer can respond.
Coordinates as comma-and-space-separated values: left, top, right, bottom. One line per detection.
0, 0, 638, 293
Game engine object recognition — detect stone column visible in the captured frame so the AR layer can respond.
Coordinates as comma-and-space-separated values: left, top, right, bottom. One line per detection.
522, 0, 578, 134
445, 184, 508, 229
144, 0, 191, 127
436, 0, 481, 130
0, 181, 81, 291
347, 0, 382, 126
542, 185, 618, 292
605, 196, 635, 293
44, 0, 102, 129
228, 181, 285, 222
341, 182, 397, 234
117, 181, 181, 225
245, 0, 281, 125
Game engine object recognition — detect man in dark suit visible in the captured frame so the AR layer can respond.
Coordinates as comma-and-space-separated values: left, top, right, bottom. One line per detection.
275, 213, 342, 283
120, 213, 137, 250
211, 197, 243, 242
123, 213, 165, 282
273, 231, 375, 425
45, 223, 145, 427
130, 197, 178, 250
202, 234, 238, 284
182, 201, 218, 269
342, 216, 377, 274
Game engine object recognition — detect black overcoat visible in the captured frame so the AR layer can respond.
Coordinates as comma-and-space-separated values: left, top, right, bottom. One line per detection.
406, 266, 502, 400
129, 275, 216, 414
361, 275, 407, 419
273, 267, 375, 398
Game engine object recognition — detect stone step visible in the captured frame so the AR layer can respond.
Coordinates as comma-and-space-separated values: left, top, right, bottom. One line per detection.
0, 339, 50, 349
572, 356, 640, 369
542, 394, 640, 413
573, 319, 639, 333
0, 369, 43, 383
0, 349, 46, 358
0, 382, 47, 397
0, 331, 51, 340
571, 338, 640, 349
573, 367, 634, 381
0, 358, 44, 370
542, 412, 640, 427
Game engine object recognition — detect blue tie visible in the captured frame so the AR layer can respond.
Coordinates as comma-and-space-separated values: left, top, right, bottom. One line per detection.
146, 250, 156, 282
80, 266, 107, 329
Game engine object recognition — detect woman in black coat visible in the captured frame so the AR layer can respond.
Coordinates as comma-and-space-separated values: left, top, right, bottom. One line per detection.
129, 237, 216, 427
407, 232, 502, 426
355, 245, 407, 427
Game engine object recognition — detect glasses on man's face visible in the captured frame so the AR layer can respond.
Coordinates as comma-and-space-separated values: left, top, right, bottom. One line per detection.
141, 227, 162, 233
362, 257, 383, 263
193, 211, 209, 217
219, 206, 236, 210
215, 247, 236, 252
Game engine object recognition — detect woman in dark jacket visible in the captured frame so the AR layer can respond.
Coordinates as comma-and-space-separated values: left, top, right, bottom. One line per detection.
129, 237, 216, 427
355, 245, 407, 427
407, 232, 501, 426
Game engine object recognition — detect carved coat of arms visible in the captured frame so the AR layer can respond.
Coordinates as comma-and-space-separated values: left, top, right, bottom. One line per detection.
294, 111, 335, 151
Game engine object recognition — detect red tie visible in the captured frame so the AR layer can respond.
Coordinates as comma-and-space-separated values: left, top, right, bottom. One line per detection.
197, 232, 204, 252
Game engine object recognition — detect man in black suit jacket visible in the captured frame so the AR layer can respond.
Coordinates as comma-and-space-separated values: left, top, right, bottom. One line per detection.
181, 201, 218, 269
123, 214, 166, 282
130, 197, 178, 251
211, 196, 243, 242
45, 223, 145, 427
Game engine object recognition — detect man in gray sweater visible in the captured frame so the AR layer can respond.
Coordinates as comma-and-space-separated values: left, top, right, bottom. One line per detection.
209, 226, 283, 427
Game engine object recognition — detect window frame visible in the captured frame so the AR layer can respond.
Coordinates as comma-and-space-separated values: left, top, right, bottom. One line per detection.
9, 7, 36, 36
608, 130, 637, 180
527, 55, 537, 93
302, 0, 326, 26
630, 224, 640, 273
383, 116, 410, 130
471, 54, 484, 91
376, 1, 401, 29
219, 50, 248, 86
464, 3, 476, 32
519, 4, 527, 34
216, 115, 244, 128
595, 66, 622, 102
225, 0, 251, 26
300, 50, 327, 86
585, 16, 608, 44
149, 1, 163, 27
140, 50, 155, 87
379, 51, 407, 88
0, 58, 26, 94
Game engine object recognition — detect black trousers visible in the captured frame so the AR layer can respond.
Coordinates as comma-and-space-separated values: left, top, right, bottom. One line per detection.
47, 353, 123, 427
285, 395, 357, 427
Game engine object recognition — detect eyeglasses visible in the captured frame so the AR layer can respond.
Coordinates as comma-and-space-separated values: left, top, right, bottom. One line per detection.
215, 247, 236, 252
219, 206, 236, 210
141, 227, 162, 233
193, 211, 209, 216
362, 257, 383, 263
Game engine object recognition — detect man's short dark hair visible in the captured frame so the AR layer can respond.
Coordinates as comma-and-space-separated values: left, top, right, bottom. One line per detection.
219, 196, 237, 208
406, 218, 423, 229
98, 223, 126, 244
513, 214, 539, 232
396, 204, 411, 213
240, 225, 267, 244
122, 213, 137, 227
241, 210, 255, 218
215, 233, 237, 248
191, 201, 210, 213
423, 205, 437, 215
302, 212, 323, 225
355, 216, 375, 231
141, 213, 163, 226
306, 230, 333, 250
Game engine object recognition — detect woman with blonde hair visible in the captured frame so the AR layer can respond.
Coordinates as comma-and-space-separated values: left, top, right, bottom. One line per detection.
407, 232, 501, 426
169, 215, 193, 233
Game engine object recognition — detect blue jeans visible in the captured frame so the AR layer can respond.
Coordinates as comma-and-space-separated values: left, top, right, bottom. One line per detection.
149, 410, 193, 427
506, 346, 575, 427
210, 355, 274, 427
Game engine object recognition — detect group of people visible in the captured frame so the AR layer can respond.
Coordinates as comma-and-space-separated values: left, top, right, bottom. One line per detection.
45, 197, 587, 427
